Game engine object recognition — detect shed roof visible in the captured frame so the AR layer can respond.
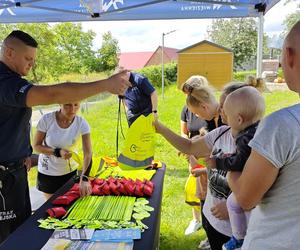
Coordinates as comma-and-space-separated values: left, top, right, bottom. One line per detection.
178, 40, 232, 53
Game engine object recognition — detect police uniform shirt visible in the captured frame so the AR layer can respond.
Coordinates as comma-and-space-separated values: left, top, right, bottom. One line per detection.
124, 72, 155, 116
0, 61, 33, 162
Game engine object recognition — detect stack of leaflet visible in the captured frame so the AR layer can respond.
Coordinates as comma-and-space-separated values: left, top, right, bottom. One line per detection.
41, 228, 141, 250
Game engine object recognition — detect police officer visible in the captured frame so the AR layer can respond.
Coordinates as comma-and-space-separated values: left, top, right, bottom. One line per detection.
0, 30, 130, 243
123, 72, 158, 126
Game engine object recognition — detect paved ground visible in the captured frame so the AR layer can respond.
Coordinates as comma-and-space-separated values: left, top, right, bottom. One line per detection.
30, 187, 45, 211
265, 82, 289, 91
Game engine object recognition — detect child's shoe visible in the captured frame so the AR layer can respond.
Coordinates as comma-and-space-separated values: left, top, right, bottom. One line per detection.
222, 236, 244, 250
198, 238, 210, 249
184, 219, 202, 235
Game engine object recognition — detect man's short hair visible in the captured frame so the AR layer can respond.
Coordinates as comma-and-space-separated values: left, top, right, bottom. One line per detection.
5, 30, 38, 48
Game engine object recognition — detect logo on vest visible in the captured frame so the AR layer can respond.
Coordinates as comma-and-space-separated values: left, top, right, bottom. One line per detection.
130, 144, 137, 153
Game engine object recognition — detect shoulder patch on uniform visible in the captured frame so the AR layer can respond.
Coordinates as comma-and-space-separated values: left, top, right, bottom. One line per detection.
19, 84, 31, 93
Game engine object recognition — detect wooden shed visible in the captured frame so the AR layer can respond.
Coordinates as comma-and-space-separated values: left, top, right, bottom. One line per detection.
177, 40, 233, 90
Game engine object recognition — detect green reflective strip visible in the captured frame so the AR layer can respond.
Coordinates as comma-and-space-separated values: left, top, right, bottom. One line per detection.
118, 154, 153, 168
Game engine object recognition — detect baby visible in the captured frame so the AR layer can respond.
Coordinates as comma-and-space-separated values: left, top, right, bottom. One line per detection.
207, 86, 265, 250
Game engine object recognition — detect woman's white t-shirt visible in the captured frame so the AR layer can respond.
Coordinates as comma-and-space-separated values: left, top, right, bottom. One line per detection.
203, 125, 236, 237
37, 111, 90, 176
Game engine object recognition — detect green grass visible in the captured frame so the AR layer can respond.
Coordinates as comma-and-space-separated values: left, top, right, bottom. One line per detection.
28, 84, 299, 250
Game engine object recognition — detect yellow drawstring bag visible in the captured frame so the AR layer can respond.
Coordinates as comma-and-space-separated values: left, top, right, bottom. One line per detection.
118, 114, 155, 170
184, 174, 201, 210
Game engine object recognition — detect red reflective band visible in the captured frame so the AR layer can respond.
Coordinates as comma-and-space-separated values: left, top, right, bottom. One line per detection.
192, 164, 205, 169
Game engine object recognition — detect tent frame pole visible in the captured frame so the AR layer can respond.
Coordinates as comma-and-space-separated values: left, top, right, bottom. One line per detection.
256, 12, 264, 77
161, 33, 165, 99
0, 0, 44, 10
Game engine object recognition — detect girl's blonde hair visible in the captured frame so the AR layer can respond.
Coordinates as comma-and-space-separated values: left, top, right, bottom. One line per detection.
246, 75, 266, 92
222, 82, 247, 96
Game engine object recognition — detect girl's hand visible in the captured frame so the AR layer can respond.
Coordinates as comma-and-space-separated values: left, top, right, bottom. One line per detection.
153, 119, 163, 133
191, 168, 206, 177
205, 156, 216, 169
79, 179, 92, 197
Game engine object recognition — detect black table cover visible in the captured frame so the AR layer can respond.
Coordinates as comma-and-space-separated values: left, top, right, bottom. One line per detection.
0, 165, 166, 250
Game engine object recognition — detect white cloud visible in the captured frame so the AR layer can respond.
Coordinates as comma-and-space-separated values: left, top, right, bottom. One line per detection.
264, 0, 298, 37
82, 0, 298, 52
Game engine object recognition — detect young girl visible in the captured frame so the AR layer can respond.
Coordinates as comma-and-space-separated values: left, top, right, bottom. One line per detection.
180, 76, 209, 237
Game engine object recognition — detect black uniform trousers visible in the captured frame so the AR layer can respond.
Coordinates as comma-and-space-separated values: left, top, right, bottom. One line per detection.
0, 161, 31, 244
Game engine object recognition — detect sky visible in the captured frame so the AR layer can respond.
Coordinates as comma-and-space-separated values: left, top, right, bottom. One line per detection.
82, 0, 299, 52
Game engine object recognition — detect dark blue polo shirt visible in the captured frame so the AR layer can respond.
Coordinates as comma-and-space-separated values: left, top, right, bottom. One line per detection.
124, 72, 155, 116
0, 61, 33, 162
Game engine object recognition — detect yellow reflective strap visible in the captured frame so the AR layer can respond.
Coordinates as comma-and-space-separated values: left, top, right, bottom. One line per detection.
69, 151, 83, 170
96, 167, 156, 181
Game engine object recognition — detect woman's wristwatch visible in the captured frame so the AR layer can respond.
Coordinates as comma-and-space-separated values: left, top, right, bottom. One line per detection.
53, 148, 61, 157
152, 110, 157, 113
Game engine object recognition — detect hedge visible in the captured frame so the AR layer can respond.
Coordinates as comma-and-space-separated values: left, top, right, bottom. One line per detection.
233, 70, 256, 81
136, 62, 177, 87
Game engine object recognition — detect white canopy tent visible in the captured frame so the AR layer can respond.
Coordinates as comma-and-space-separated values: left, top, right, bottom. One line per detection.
0, 0, 282, 76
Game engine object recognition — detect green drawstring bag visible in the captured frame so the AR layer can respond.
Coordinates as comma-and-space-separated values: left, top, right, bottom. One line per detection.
118, 114, 155, 170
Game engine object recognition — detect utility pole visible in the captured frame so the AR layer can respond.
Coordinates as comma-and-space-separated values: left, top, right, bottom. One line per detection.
161, 29, 176, 99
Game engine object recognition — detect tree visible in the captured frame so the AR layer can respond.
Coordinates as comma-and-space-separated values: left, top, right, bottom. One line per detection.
282, 10, 300, 35
97, 31, 120, 72
0, 23, 97, 83
0, 23, 57, 83
52, 23, 96, 74
17, 23, 59, 83
0, 24, 16, 40
208, 18, 267, 70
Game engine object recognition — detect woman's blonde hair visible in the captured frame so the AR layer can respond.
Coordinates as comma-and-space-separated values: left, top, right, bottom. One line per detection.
181, 75, 209, 94
186, 84, 216, 107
